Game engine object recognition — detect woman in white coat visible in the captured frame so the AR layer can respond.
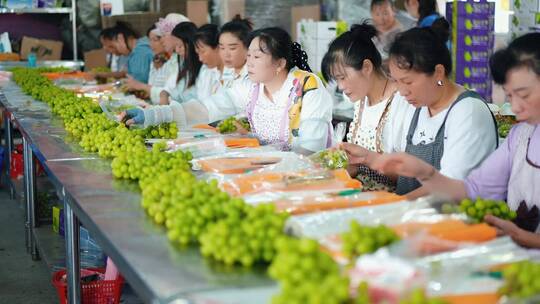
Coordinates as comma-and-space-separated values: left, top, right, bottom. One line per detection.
122, 27, 333, 154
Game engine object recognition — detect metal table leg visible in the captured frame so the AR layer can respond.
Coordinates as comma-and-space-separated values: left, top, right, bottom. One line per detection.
4, 110, 13, 199
23, 137, 38, 260
65, 193, 81, 304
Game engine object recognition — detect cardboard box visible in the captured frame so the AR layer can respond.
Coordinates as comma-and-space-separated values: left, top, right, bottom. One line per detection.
20, 36, 63, 60
159, 0, 187, 16
84, 48, 108, 71
221, 0, 245, 24
291, 5, 320, 41
187, 0, 209, 27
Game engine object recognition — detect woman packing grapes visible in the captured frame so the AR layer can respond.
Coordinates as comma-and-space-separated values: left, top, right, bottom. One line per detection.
370, 33, 540, 248
122, 27, 333, 154
341, 22, 498, 196
159, 22, 205, 105
218, 15, 252, 89
322, 23, 410, 191
99, 21, 154, 83
124, 14, 190, 103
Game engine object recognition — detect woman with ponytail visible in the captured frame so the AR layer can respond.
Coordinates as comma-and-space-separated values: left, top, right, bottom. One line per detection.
341, 24, 498, 197
159, 22, 204, 105
122, 27, 333, 154
322, 23, 410, 191
99, 21, 154, 83
218, 15, 253, 88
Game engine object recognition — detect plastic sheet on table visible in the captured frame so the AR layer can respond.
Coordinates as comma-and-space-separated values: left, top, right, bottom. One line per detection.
178, 127, 221, 139
269, 190, 404, 215
284, 198, 429, 239
410, 237, 530, 277
391, 237, 530, 302
220, 168, 361, 197
192, 151, 312, 174
347, 249, 427, 304
314, 208, 508, 268
166, 137, 228, 159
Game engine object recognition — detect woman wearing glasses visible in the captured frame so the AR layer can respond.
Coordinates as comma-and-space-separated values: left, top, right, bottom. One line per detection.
369, 33, 540, 248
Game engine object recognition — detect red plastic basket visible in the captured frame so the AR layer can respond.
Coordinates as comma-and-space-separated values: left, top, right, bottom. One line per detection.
52, 268, 124, 304
10, 144, 45, 179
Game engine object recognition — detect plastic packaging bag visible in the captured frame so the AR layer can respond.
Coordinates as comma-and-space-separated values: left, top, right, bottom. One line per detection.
99, 95, 143, 123
166, 137, 227, 159
265, 190, 404, 215
192, 151, 311, 174
284, 198, 430, 239
347, 249, 426, 304
80, 226, 107, 268
309, 148, 349, 170
220, 168, 361, 197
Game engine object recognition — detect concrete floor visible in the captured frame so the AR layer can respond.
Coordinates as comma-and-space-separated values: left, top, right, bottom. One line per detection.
0, 187, 144, 304
0, 189, 58, 304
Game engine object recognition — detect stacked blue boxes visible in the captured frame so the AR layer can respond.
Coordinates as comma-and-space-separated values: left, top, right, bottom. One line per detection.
447, 0, 495, 101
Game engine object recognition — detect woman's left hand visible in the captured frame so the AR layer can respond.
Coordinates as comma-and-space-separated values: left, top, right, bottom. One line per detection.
484, 214, 526, 244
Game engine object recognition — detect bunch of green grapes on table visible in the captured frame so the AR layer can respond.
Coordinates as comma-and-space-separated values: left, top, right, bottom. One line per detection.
499, 260, 540, 299
217, 117, 251, 134
341, 221, 400, 259
457, 198, 517, 223
268, 237, 350, 304
200, 203, 289, 267
137, 123, 178, 139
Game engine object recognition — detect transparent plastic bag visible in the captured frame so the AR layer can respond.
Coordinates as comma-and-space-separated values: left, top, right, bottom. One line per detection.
262, 190, 404, 215
166, 137, 228, 159
285, 198, 426, 239
99, 95, 143, 123
347, 249, 427, 304
309, 148, 349, 170
192, 151, 312, 174
220, 168, 361, 197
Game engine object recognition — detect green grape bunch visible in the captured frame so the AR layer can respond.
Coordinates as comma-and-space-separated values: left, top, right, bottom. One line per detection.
498, 123, 512, 138
499, 261, 540, 299
138, 122, 178, 139
217, 116, 251, 133
496, 115, 517, 139
459, 198, 517, 223
268, 237, 350, 304
200, 203, 289, 267
341, 221, 400, 259
310, 149, 349, 170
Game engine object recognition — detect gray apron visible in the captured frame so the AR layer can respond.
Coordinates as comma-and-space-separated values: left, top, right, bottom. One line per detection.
396, 91, 498, 195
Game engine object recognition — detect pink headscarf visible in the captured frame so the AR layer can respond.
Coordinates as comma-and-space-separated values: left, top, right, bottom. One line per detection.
155, 13, 190, 36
